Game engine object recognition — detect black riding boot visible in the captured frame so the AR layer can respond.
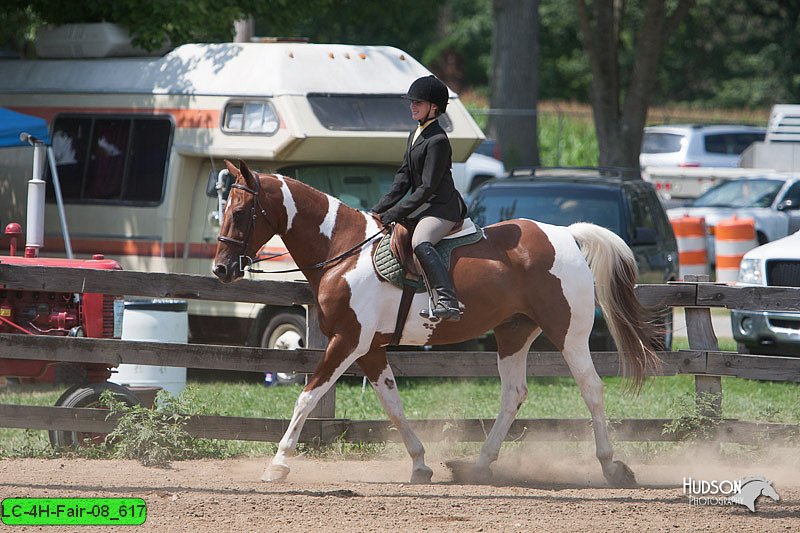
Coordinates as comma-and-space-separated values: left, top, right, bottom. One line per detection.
414, 241, 462, 322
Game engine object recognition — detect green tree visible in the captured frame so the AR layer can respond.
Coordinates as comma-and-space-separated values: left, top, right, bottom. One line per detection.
3, 0, 329, 54
576, 0, 695, 167
658, 0, 800, 107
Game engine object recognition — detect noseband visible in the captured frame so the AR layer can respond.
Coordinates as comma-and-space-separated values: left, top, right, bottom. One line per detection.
217, 178, 277, 272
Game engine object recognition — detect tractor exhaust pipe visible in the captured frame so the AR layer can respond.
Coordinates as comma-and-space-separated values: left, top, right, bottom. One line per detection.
21, 133, 46, 258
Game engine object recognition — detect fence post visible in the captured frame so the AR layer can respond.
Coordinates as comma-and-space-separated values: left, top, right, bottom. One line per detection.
684, 275, 722, 418
306, 305, 336, 419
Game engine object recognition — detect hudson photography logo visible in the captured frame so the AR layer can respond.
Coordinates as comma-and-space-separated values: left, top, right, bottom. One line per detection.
683, 476, 780, 512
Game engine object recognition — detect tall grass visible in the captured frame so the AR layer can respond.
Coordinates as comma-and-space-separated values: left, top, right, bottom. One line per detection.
463, 101, 599, 166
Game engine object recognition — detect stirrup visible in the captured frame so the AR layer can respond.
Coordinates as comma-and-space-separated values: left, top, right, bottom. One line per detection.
419, 298, 462, 322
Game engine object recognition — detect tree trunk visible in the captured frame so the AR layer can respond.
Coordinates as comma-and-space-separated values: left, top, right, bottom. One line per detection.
489, 0, 539, 168
576, 0, 695, 168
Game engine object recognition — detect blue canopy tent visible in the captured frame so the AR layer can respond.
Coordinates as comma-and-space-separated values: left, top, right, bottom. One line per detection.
0, 107, 72, 256
0, 107, 50, 147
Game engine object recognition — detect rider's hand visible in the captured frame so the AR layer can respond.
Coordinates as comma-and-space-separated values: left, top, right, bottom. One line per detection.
380, 211, 399, 225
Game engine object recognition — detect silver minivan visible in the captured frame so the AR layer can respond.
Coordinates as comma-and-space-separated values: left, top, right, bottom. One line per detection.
640, 124, 765, 168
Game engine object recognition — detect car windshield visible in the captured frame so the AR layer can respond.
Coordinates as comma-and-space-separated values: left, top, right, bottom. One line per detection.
691, 179, 784, 208
470, 185, 623, 235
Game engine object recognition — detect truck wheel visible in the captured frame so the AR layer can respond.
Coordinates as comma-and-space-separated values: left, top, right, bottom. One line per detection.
261, 312, 306, 385
48, 382, 140, 448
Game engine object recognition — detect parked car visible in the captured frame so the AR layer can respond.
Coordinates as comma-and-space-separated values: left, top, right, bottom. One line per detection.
640, 124, 766, 168
469, 167, 678, 350
473, 138, 501, 161
732, 230, 800, 356
452, 151, 506, 194
667, 174, 800, 263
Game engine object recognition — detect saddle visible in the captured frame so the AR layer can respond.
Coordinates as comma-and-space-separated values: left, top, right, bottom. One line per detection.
372, 218, 484, 345
373, 218, 484, 293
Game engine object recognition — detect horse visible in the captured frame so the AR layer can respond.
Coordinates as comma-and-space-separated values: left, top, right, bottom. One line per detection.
212, 159, 660, 486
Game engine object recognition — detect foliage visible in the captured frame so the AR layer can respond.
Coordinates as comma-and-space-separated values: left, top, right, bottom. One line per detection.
538, 0, 590, 101
2, 0, 798, 111
422, 0, 494, 89
255, 0, 436, 66
663, 392, 722, 440
100, 387, 229, 467
3, 0, 330, 53
538, 111, 598, 166
659, 0, 800, 107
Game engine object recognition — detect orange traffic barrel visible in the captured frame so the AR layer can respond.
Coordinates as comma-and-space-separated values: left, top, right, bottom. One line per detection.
670, 215, 708, 280
714, 215, 757, 283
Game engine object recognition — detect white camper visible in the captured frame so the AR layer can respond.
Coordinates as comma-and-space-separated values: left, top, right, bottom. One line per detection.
0, 38, 487, 348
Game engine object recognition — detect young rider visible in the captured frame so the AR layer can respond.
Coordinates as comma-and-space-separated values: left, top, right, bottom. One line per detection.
371, 75, 467, 321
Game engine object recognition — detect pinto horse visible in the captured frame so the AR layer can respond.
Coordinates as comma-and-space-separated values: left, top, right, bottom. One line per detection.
213, 160, 659, 486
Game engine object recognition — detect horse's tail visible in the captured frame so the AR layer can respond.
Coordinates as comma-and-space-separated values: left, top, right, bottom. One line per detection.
568, 222, 661, 392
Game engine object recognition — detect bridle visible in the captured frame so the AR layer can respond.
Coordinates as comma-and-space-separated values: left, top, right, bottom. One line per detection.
217, 174, 385, 275
216, 176, 277, 273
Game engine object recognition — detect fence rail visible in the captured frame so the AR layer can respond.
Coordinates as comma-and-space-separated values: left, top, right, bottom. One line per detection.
1, 264, 799, 445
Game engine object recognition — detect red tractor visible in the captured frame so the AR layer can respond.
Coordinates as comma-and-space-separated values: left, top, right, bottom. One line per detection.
0, 131, 140, 447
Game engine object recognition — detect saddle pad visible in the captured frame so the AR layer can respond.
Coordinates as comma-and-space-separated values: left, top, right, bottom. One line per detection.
373, 225, 484, 293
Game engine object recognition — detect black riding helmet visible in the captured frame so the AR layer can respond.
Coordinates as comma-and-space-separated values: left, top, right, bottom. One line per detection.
403, 75, 449, 114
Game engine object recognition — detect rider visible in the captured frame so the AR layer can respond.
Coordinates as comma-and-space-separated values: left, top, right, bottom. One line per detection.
371, 75, 467, 322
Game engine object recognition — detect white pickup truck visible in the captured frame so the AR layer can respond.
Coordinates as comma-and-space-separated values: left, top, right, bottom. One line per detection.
732, 230, 800, 356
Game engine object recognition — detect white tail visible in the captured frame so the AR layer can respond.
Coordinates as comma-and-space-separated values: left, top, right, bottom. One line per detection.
568, 222, 660, 390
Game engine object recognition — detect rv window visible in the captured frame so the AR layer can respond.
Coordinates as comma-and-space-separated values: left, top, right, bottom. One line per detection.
222, 101, 279, 134
307, 94, 453, 132
47, 114, 172, 205
279, 164, 396, 209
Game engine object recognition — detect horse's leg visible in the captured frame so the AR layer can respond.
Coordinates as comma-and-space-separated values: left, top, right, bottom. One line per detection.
356, 348, 432, 483
471, 318, 540, 481
560, 337, 636, 487
262, 333, 359, 482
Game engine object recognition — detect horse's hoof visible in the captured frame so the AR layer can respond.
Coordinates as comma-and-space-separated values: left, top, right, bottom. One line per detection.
604, 460, 637, 488
470, 465, 493, 483
445, 459, 492, 484
261, 463, 290, 482
410, 466, 433, 484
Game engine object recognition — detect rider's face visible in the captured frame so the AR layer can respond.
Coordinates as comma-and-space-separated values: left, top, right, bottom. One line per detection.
410, 100, 434, 122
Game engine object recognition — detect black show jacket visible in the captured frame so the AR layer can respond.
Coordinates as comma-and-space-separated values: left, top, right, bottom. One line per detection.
372, 120, 467, 223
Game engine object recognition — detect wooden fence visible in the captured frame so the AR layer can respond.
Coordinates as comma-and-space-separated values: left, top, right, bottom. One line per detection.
0, 264, 799, 445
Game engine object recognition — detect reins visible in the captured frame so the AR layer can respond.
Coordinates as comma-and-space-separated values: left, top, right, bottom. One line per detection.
243, 228, 385, 274
218, 174, 386, 275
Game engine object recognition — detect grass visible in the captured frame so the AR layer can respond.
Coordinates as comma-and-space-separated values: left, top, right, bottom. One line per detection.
1, 337, 798, 459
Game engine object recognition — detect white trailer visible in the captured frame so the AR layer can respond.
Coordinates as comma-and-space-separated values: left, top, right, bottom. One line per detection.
0, 34, 489, 350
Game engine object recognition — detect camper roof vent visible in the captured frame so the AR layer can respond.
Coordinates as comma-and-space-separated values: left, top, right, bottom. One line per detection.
35, 23, 170, 59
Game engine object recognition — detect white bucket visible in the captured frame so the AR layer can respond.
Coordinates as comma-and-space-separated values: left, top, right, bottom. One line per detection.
111, 299, 188, 397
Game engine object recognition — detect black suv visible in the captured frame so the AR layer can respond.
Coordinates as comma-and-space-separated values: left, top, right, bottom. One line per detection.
469, 167, 679, 350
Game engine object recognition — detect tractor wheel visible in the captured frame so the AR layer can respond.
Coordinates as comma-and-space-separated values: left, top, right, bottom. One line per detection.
48, 382, 140, 448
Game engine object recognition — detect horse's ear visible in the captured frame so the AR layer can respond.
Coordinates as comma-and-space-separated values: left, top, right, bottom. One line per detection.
224, 159, 240, 178
238, 159, 257, 189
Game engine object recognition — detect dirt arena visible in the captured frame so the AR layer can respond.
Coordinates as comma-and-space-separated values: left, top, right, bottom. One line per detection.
1, 447, 798, 532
